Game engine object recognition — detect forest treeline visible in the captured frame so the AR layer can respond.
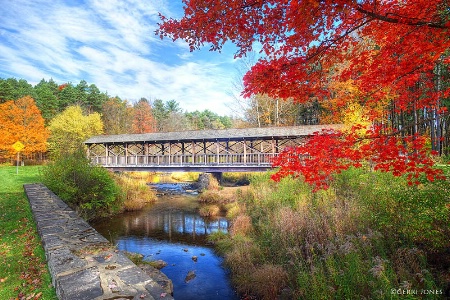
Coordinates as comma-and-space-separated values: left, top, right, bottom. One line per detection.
0, 77, 235, 132
1, 75, 450, 162
0, 77, 239, 161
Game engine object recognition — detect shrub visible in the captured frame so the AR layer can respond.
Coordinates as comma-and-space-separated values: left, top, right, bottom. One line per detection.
42, 151, 121, 220
198, 204, 220, 217
113, 173, 156, 211
247, 264, 288, 300
218, 170, 448, 299
230, 214, 253, 236
198, 190, 225, 204
335, 168, 450, 251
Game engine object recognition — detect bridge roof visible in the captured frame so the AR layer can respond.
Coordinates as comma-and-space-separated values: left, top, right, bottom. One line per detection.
85, 124, 343, 144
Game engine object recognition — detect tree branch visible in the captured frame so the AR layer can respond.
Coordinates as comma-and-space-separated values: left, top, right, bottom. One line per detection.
355, 4, 450, 29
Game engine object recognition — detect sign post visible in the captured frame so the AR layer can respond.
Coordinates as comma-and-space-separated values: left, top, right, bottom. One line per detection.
12, 141, 25, 175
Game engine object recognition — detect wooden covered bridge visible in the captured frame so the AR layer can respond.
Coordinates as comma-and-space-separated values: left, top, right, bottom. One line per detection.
84, 125, 341, 172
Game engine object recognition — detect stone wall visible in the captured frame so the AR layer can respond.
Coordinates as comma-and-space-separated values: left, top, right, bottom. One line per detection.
24, 183, 173, 300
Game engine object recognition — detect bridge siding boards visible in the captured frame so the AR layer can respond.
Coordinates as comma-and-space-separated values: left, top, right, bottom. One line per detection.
85, 125, 341, 172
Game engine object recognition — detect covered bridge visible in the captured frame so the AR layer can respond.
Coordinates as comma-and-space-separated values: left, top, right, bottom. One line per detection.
84, 125, 341, 172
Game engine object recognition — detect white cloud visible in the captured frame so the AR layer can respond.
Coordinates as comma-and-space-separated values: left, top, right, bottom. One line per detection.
0, 0, 239, 114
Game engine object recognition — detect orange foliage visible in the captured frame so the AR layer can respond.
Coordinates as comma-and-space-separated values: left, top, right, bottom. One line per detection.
0, 96, 49, 158
132, 99, 156, 134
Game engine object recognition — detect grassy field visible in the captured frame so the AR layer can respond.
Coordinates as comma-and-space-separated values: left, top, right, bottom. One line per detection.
0, 166, 57, 300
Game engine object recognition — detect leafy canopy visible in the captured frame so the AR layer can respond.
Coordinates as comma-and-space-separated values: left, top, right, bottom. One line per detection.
48, 105, 103, 157
0, 96, 48, 158
158, 1, 449, 108
157, 0, 449, 189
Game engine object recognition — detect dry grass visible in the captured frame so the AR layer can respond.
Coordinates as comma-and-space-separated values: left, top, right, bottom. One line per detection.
198, 204, 221, 217
225, 235, 261, 273
198, 186, 247, 204
198, 190, 225, 204
224, 236, 287, 299
171, 172, 200, 182
246, 264, 288, 300
225, 203, 242, 219
230, 214, 253, 236
114, 173, 156, 211
207, 174, 220, 190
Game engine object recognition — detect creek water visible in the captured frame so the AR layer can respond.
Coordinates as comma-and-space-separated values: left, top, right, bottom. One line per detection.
91, 184, 239, 300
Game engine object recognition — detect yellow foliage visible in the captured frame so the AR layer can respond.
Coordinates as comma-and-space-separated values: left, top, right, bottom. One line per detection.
321, 78, 391, 134
342, 101, 371, 133
48, 105, 103, 157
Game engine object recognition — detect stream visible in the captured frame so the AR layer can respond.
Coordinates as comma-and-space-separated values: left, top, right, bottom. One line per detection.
91, 183, 239, 300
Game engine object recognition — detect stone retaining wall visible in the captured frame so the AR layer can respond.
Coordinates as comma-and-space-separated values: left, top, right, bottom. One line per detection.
24, 183, 174, 300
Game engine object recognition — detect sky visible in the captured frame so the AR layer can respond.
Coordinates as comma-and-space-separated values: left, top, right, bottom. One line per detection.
0, 0, 245, 114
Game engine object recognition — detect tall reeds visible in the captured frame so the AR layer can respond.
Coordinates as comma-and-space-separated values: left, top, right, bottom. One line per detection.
213, 168, 450, 299
113, 173, 156, 211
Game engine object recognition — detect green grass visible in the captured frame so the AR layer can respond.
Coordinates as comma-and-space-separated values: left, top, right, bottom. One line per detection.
0, 166, 57, 300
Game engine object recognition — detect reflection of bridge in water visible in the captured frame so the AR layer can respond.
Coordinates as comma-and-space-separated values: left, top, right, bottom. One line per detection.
85, 125, 341, 172
116, 209, 229, 245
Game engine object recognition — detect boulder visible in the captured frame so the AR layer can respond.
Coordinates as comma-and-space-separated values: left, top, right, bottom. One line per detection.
139, 264, 173, 295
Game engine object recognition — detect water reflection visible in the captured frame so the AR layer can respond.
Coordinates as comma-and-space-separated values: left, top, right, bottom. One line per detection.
91, 194, 239, 300
98, 196, 229, 244
135, 210, 227, 235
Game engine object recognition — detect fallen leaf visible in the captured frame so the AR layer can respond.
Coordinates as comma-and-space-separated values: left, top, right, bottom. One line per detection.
104, 254, 113, 260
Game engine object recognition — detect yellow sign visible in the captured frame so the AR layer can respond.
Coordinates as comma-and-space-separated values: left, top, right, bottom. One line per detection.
12, 141, 25, 152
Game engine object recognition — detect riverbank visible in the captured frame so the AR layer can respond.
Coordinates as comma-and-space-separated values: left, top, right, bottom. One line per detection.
24, 183, 173, 300
90, 191, 239, 300
212, 168, 450, 299
0, 166, 57, 299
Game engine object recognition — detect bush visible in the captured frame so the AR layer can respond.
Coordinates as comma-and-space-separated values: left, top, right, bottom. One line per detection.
42, 151, 121, 220
198, 204, 220, 217
335, 168, 450, 251
198, 190, 225, 204
217, 169, 449, 299
113, 173, 156, 211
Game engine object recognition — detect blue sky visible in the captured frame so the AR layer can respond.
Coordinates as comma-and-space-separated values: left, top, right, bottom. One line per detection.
0, 0, 243, 114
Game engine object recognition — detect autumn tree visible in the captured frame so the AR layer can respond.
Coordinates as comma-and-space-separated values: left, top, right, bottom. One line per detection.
158, 0, 450, 189
132, 98, 156, 133
231, 54, 321, 127
48, 105, 103, 157
0, 96, 48, 160
244, 94, 321, 127
101, 97, 134, 134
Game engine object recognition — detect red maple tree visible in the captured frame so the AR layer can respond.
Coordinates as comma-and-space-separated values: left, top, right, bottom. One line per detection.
157, 1, 449, 189
132, 99, 157, 134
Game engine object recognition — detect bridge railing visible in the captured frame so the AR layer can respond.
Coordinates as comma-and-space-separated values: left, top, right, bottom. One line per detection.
90, 153, 276, 167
